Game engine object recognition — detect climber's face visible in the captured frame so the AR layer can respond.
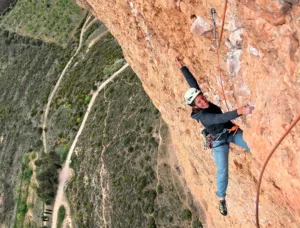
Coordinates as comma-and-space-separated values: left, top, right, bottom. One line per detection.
194, 94, 209, 109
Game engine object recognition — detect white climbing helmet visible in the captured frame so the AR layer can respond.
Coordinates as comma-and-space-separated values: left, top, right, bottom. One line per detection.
184, 88, 201, 105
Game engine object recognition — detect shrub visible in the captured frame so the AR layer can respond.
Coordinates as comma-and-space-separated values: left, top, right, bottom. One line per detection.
85, 95, 91, 105
137, 176, 148, 192
23, 168, 33, 183
70, 154, 77, 169
193, 219, 203, 228
34, 160, 42, 166
30, 109, 37, 117
17, 201, 28, 215
30, 152, 36, 160
108, 87, 114, 93
150, 137, 158, 147
156, 184, 163, 194
55, 144, 69, 162
35, 152, 61, 203
144, 189, 157, 202
123, 137, 130, 147
153, 108, 159, 115
145, 126, 153, 133
182, 209, 192, 220
147, 216, 156, 228
76, 117, 82, 124
3, 183, 9, 189
56, 205, 66, 227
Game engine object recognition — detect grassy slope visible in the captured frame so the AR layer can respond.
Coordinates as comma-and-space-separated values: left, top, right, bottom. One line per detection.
46, 32, 124, 156
0, 28, 74, 226
65, 65, 202, 227
0, 0, 85, 47
0, 1, 203, 227
0, 0, 14, 14
0, 1, 85, 226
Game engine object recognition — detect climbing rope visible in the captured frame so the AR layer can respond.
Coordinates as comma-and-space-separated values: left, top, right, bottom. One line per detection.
214, 0, 230, 111
255, 113, 300, 228
212, 2, 300, 226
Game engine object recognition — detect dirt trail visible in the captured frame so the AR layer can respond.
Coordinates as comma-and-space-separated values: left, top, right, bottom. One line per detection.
51, 63, 129, 228
24, 153, 39, 223
100, 145, 109, 227
87, 30, 109, 50
156, 118, 163, 185
61, 199, 72, 228
42, 15, 93, 154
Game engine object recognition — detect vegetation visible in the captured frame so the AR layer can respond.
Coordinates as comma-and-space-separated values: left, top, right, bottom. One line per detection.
0, 0, 86, 46
83, 20, 106, 42
46, 32, 124, 152
193, 218, 203, 228
65, 65, 200, 227
57, 205, 66, 228
35, 151, 62, 204
156, 184, 163, 194
182, 209, 192, 220
14, 154, 34, 227
0, 0, 15, 14
0, 1, 203, 226
0, 28, 73, 224
54, 143, 70, 162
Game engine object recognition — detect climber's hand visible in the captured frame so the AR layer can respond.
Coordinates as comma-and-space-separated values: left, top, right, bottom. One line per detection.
237, 105, 254, 115
175, 57, 184, 68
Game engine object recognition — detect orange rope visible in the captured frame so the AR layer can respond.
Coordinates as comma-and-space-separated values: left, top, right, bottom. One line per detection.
218, 0, 228, 48
216, 0, 230, 111
255, 113, 300, 227
215, 3, 300, 227
216, 49, 229, 111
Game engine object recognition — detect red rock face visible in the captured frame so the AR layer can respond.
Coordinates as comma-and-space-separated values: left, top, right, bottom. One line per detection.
77, 0, 300, 227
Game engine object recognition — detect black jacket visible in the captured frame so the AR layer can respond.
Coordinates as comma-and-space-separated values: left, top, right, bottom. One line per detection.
181, 66, 240, 136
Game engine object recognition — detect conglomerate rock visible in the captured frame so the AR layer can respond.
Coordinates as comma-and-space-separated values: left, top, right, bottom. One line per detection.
76, 0, 300, 227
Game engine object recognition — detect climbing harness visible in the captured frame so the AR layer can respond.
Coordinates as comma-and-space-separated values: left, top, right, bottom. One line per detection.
256, 114, 300, 228
201, 126, 238, 150
210, 8, 218, 48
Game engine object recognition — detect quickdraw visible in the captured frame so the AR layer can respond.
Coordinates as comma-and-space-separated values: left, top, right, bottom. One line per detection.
205, 134, 215, 150
201, 129, 214, 150
210, 8, 218, 48
201, 125, 239, 150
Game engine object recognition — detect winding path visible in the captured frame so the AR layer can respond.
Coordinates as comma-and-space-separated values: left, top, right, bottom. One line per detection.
42, 15, 93, 154
51, 63, 129, 228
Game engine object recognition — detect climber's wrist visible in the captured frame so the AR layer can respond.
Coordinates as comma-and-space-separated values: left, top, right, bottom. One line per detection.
237, 108, 243, 115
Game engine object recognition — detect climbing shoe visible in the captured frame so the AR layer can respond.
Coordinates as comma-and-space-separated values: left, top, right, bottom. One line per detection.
219, 200, 227, 216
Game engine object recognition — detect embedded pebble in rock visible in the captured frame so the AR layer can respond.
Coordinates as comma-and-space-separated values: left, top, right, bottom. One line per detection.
226, 49, 242, 76
76, 0, 300, 227
190, 15, 212, 36
247, 44, 260, 56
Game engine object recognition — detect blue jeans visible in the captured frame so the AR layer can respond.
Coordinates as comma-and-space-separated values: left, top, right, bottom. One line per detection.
212, 129, 250, 198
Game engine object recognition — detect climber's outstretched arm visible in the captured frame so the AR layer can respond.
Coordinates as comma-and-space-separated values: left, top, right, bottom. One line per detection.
195, 110, 240, 126
175, 58, 201, 91
193, 105, 254, 125
181, 67, 201, 90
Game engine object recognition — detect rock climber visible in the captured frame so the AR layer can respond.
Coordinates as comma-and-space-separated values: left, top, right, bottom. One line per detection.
175, 57, 254, 216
